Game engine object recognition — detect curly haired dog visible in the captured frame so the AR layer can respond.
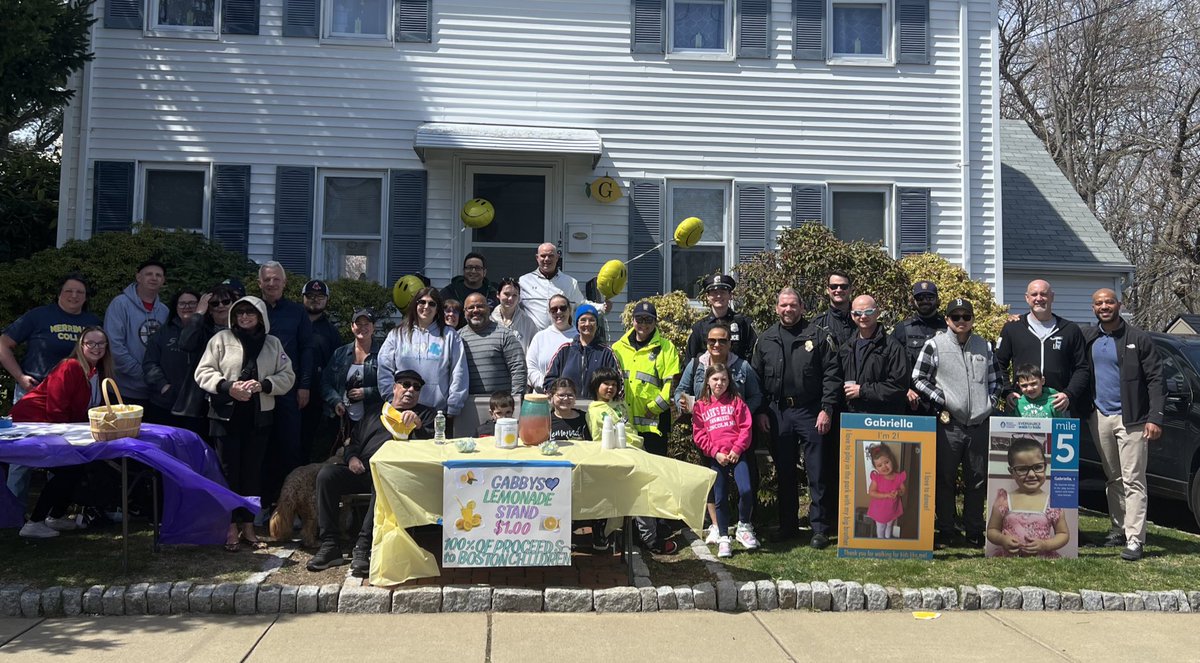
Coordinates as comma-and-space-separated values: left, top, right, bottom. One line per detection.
269, 460, 332, 548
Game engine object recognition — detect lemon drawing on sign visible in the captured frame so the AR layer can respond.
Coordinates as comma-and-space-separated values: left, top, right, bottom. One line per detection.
455, 499, 482, 531
541, 516, 560, 531
460, 198, 495, 229
673, 216, 704, 248
596, 259, 627, 299
393, 274, 425, 310
459, 471, 477, 485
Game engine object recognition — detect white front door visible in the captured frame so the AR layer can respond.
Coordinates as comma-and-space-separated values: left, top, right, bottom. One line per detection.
463, 164, 556, 281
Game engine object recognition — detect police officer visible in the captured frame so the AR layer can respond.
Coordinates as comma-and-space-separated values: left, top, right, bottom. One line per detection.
684, 274, 757, 361
892, 281, 948, 413
811, 271, 855, 350
303, 279, 341, 461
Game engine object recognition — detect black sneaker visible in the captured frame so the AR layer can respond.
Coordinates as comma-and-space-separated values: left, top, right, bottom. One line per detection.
350, 535, 371, 577
1104, 531, 1127, 548
306, 539, 347, 571
650, 539, 680, 555
964, 533, 985, 549
1120, 541, 1144, 561
810, 533, 831, 550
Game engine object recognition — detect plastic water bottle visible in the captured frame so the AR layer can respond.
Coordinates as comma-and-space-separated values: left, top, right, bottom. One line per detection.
434, 410, 446, 443
614, 420, 627, 449
601, 415, 616, 450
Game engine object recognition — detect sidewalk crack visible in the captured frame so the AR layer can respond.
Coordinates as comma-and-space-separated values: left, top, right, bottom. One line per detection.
0, 617, 45, 649
239, 613, 281, 662
751, 612, 798, 663
986, 611, 1078, 662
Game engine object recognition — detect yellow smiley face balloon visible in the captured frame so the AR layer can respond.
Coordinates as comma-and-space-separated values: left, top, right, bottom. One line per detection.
393, 274, 425, 310
460, 198, 495, 229
674, 216, 704, 248
596, 259, 628, 300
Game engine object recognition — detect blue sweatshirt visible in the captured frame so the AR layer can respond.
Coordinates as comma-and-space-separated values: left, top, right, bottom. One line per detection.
377, 323, 469, 416
103, 283, 168, 400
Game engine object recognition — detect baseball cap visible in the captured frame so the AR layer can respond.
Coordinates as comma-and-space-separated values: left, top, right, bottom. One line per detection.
912, 281, 938, 296
303, 280, 329, 296
632, 301, 658, 321
946, 298, 974, 316
352, 308, 375, 323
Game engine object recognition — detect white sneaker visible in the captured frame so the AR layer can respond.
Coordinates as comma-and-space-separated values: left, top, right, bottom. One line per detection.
717, 536, 733, 558
735, 522, 760, 550
19, 521, 59, 539
704, 524, 721, 545
45, 516, 78, 531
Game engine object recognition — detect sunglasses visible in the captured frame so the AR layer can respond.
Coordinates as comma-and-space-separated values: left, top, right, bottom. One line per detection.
706, 337, 730, 345
397, 381, 423, 390
211, 299, 233, 307
549, 305, 569, 313
1010, 463, 1047, 476
914, 294, 937, 301
948, 314, 973, 322
827, 283, 850, 291
178, 301, 199, 308
634, 316, 655, 324
416, 299, 437, 308
850, 308, 877, 318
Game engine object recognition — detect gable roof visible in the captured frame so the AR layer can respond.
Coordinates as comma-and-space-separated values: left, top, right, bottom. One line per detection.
1001, 120, 1133, 268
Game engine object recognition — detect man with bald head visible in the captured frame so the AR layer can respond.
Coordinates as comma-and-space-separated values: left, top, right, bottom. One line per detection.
838, 295, 909, 414
1082, 288, 1163, 560
995, 279, 1090, 417
519, 243, 588, 330
459, 293, 527, 398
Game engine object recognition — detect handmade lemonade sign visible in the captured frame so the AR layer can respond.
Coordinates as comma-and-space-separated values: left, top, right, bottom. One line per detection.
837, 414, 937, 560
985, 418, 1079, 559
442, 460, 573, 568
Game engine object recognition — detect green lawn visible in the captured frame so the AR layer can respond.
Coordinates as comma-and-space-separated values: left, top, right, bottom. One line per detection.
648, 511, 1200, 593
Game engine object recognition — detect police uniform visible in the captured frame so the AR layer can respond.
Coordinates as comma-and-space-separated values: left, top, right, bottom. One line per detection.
684, 274, 758, 360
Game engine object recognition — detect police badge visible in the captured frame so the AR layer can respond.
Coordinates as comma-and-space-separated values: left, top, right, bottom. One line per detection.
804, 340, 813, 352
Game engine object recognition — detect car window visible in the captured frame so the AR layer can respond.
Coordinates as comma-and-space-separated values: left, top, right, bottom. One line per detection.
1162, 354, 1191, 412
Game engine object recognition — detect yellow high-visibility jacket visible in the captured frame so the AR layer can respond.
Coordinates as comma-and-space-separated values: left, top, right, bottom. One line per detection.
612, 329, 681, 436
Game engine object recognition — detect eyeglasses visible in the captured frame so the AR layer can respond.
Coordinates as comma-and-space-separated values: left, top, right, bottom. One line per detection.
416, 299, 437, 308
850, 308, 877, 318
1010, 463, 1047, 476
553, 392, 576, 399
827, 283, 850, 291
706, 338, 730, 345
211, 299, 233, 307
83, 341, 108, 349
948, 314, 973, 322
397, 381, 423, 390
549, 305, 569, 314
463, 264, 484, 271
178, 301, 199, 308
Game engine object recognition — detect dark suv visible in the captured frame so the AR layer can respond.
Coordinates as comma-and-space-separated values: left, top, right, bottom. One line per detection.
1079, 332, 1200, 528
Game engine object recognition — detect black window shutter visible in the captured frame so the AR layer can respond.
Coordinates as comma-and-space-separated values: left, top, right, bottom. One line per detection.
223, 0, 260, 34
105, 0, 142, 29
896, 0, 929, 64
387, 169, 427, 285
93, 161, 135, 234
628, 179, 664, 299
211, 165, 251, 256
396, 0, 431, 42
631, 0, 664, 54
898, 187, 931, 255
792, 0, 823, 60
736, 183, 768, 261
791, 183, 826, 227
737, 0, 770, 58
274, 166, 315, 274
283, 0, 319, 37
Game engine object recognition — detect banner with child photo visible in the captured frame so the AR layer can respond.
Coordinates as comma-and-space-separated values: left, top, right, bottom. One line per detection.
985, 418, 1080, 559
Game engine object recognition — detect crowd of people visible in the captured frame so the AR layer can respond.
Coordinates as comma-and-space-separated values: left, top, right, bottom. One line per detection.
0, 243, 1164, 571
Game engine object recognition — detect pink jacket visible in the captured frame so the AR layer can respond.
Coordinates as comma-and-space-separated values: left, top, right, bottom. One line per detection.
691, 393, 752, 458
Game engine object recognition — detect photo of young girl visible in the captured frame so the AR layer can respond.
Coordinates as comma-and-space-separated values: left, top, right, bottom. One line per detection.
865, 444, 907, 539
985, 436, 1072, 558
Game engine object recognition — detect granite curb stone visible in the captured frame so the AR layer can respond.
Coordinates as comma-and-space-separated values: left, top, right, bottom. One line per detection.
146, 583, 171, 615
170, 582, 192, 614
391, 587, 442, 613
338, 585, 390, 613
101, 586, 126, 616
863, 584, 887, 611
638, 586, 659, 612
257, 584, 282, 614
692, 582, 716, 611
674, 586, 695, 610
125, 582, 149, 615
543, 587, 591, 613
493, 587, 544, 613
959, 585, 980, 610
40, 586, 63, 617
296, 585, 320, 613
234, 584, 257, 614
20, 589, 41, 618
756, 580, 779, 611
62, 587, 83, 616
811, 581, 831, 611
656, 586, 678, 611
594, 586, 640, 612
190, 584, 215, 613
777, 580, 797, 610
318, 584, 340, 612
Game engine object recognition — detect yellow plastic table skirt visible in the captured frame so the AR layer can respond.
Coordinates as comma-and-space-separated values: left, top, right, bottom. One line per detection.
368, 438, 717, 586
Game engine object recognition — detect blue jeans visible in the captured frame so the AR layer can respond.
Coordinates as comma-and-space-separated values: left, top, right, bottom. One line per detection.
6, 385, 30, 503
709, 455, 754, 535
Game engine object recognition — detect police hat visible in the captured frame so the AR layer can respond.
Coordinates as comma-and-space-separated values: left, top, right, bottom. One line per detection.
703, 274, 737, 292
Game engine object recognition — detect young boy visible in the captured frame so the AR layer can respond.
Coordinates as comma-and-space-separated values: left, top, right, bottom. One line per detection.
1014, 364, 1059, 418
476, 391, 515, 437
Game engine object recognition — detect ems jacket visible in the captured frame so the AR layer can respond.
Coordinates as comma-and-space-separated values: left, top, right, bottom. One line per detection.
751, 320, 843, 415
1082, 322, 1165, 427
612, 329, 681, 435
996, 314, 1090, 414
838, 329, 910, 414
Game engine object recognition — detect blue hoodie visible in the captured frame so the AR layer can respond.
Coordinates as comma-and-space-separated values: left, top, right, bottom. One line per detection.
104, 283, 169, 400
377, 322, 469, 416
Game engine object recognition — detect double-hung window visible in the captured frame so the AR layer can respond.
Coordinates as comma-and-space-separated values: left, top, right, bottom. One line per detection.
830, 186, 891, 249
667, 181, 731, 297
669, 0, 733, 55
141, 164, 209, 232
150, 0, 217, 34
830, 0, 888, 59
318, 172, 386, 281
324, 0, 392, 40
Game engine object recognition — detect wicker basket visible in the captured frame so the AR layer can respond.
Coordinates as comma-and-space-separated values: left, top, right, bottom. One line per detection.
88, 378, 144, 442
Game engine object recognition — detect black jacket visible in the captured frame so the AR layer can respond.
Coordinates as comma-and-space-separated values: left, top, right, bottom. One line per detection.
345, 403, 435, 464
143, 317, 210, 417
812, 307, 855, 349
838, 328, 910, 414
996, 313, 1091, 414
1082, 322, 1164, 427
321, 341, 383, 418
892, 314, 948, 366
685, 310, 757, 361
751, 319, 842, 415
310, 314, 342, 398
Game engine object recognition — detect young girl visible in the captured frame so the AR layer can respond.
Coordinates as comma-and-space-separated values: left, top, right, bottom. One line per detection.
586, 367, 643, 449
548, 378, 589, 442
866, 444, 907, 539
691, 364, 757, 558
986, 437, 1069, 558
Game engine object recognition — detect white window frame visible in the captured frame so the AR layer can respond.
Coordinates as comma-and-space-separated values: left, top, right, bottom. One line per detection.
315, 169, 388, 282
136, 162, 211, 234
145, 0, 221, 39
828, 184, 895, 255
457, 159, 560, 282
667, 0, 735, 60
322, 0, 394, 45
664, 179, 733, 296
827, 0, 892, 65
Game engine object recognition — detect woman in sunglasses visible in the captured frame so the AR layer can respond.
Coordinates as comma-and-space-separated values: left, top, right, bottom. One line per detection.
142, 289, 203, 430
377, 287, 468, 432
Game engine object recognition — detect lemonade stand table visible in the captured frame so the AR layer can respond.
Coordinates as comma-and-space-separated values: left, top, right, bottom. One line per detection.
369, 439, 716, 586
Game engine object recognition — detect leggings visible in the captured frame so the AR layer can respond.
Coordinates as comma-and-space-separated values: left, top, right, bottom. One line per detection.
875, 519, 896, 539
217, 425, 269, 524
709, 455, 754, 536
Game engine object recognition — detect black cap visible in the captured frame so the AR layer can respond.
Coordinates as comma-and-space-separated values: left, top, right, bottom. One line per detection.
352, 308, 375, 323
632, 301, 657, 321
912, 281, 938, 296
703, 274, 737, 292
946, 298, 974, 316
392, 369, 425, 387
303, 280, 329, 296
222, 278, 246, 297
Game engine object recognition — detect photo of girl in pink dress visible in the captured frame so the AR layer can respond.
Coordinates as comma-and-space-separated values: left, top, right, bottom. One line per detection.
866, 444, 907, 539
985, 437, 1070, 558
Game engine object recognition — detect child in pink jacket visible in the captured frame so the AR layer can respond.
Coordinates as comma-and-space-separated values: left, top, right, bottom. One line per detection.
692, 363, 758, 558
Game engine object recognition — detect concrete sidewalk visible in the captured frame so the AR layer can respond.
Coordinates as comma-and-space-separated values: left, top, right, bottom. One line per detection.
1, 611, 1197, 661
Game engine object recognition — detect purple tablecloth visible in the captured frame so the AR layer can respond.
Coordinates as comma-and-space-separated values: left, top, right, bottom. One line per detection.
0, 423, 259, 545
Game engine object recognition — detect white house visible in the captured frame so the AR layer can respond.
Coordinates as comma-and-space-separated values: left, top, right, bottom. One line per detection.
58, 0, 1001, 306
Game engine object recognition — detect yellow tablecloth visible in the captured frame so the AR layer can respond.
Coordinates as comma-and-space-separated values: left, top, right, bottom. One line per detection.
368, 439, 716, 586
